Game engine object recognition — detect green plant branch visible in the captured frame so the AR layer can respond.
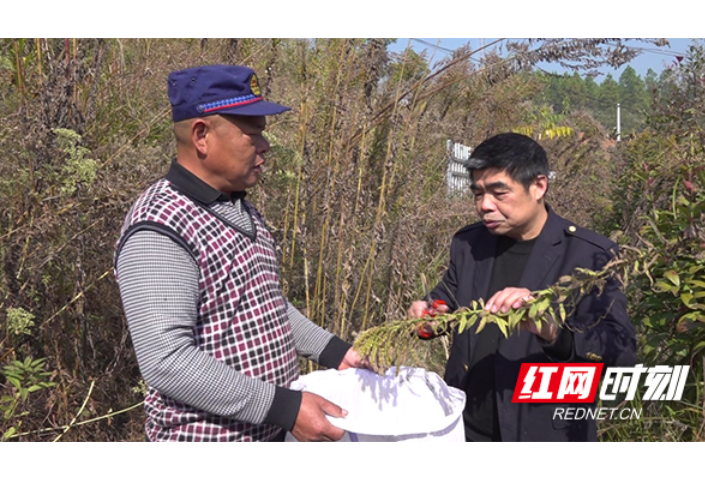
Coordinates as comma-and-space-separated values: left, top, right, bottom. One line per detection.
354, 249, 643, 371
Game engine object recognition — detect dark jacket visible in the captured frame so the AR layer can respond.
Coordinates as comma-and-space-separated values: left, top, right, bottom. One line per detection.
430, 205, 635, 441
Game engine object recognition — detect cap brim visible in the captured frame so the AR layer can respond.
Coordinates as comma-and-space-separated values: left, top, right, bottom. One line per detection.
216, 100, 291, 117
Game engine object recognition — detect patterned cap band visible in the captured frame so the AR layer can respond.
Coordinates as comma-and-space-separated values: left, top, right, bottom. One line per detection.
198, 94, 263, 114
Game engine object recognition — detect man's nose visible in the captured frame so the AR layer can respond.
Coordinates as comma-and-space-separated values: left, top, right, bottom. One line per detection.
478, 194, 495, 213
257, 136, 270, 155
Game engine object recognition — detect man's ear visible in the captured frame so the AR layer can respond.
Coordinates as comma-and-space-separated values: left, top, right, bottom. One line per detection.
533, 174, 548, 201
191, 119, 209, 157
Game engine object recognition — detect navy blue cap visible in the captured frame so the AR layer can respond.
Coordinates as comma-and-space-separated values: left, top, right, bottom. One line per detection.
168, 65, 291, 122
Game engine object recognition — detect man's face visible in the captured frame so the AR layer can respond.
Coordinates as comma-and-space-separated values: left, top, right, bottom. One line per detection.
205, 115, 270, 192
470, 168, 547, 241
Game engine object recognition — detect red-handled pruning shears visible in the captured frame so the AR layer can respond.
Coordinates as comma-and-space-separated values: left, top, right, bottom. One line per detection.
417, 299, 447, 339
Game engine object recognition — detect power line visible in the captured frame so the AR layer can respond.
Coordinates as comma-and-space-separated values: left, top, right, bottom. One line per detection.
603, 41, 687, 58
406, 39, 688, 71
409, 38, 458, 54
407, 38, 484, 66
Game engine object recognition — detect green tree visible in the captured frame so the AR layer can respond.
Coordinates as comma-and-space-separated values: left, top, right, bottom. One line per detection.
601, 45, 705, 440
596, 73, 620, 134
584, 75, 600, 112
644, 68, 658, 95
619, 67, 646, 106
563, 72, 588, 112
618, 66, 648, 133
657, 67, 679, 104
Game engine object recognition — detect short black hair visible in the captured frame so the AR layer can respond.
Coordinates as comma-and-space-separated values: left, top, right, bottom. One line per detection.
465, 133, 549, 191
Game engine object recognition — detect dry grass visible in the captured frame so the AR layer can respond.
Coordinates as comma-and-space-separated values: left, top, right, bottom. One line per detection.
0, 38, 650, 441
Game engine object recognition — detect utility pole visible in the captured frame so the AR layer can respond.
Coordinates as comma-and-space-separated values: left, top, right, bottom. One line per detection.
616, 103, 621, 142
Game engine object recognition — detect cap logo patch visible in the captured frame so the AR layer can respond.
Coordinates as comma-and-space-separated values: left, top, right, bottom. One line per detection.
250, 75, 261, 96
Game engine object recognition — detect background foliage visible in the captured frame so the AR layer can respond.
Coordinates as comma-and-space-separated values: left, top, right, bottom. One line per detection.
0, 38, 702, 441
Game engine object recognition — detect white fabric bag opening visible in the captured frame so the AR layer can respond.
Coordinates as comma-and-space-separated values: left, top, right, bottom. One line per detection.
285, 366, 466, 442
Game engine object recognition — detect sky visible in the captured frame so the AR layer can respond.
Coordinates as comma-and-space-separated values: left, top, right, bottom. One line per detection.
388, 38, 700, 82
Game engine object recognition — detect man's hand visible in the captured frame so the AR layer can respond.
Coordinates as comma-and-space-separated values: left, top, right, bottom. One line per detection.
338, 347, 374, 371
407, 299, 449, 339
408, 300, 431, 319
486, 287, 559, 343
485, 287, 533, 314
290, 392, 347, 442
520, 313, 559, 344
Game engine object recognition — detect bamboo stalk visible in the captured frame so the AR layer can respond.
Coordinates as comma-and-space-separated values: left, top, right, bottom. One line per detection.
333, 207, 346, 334
0, 347, 15, 364
13, 40, 25, 105
8, 400, 144, 440
35, 38, 43, 83
14, 217, 105, 300
357, 42, 410, 332
52, 379, 95, 442
280, 186, 295, 297
357, 36, 440, 328
336, 126, 367, 338
14, 230, 33, 281
99, 108, 170, 168
303, 242, 311, 319
700, 354, 705, 440
287, 128, 305, 276
379, 68, 429, 316
13, 40, 34, 189
313, 40, 356, 328
285, 41, 313, 276
39, 269, 112, 329
344, 39, 508, 149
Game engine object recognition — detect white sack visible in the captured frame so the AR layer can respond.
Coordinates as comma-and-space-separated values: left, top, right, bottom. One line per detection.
285, 366, 466, 442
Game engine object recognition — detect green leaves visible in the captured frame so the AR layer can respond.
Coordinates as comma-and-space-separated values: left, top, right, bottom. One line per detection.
628, 163, 705, 379
1, 356, 56, 439
354, 251, 634, 372
653, 280, 679, 295
5, 307, 35, 337
664, 270, 680, 287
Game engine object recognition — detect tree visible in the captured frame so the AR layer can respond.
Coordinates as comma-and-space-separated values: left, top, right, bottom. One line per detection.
644, 68, 658, 95
596, 73, 620, 133
601, 44, 705, 441
564, 71, 589, 112
618, 66, 648, 133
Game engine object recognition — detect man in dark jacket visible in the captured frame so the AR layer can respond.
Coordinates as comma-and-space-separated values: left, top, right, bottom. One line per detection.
408, 132, 635, 441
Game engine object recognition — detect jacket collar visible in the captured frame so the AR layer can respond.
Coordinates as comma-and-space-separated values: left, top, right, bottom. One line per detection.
516, 203, 563, 291
164, 159, 246, 204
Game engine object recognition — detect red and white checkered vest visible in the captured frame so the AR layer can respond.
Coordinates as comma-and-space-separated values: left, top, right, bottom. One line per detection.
116, 179, 298, 441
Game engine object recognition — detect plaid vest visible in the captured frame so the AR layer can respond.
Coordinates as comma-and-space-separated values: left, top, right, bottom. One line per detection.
116, 178, 298, 441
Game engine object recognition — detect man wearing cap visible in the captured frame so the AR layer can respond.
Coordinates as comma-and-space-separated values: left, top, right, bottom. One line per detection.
407, 132, 635, 441
114, 65, 369, 442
